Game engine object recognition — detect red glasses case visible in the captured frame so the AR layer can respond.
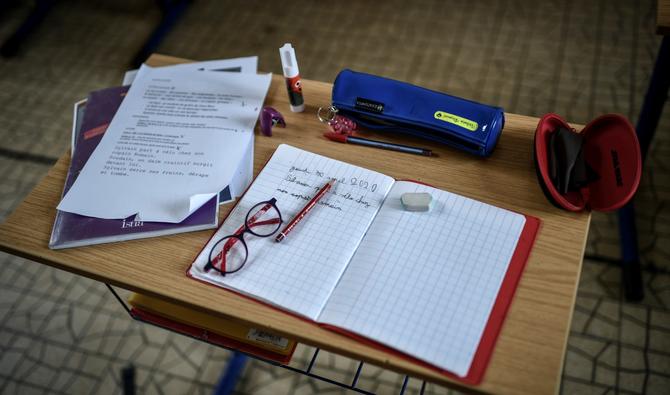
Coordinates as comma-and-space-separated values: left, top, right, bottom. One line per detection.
534, 113, 642, 212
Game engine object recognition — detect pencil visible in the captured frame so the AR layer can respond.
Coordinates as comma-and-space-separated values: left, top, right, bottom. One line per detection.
323, 132, 432, 156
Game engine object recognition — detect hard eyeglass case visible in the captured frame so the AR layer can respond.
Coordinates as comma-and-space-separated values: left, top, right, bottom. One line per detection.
534, 113, 641, 212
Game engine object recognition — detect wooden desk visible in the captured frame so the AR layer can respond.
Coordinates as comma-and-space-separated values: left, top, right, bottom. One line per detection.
0, 54, 590, 394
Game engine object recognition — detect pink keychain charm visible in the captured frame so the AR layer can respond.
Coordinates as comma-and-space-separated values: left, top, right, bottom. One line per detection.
317, 106, 357, 135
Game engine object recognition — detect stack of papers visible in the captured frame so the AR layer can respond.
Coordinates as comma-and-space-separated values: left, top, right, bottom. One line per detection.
50, 57, 271, 249
57, 57, 272, 223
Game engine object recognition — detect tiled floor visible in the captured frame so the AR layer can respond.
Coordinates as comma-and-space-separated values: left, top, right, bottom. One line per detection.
0, 0, 668, 394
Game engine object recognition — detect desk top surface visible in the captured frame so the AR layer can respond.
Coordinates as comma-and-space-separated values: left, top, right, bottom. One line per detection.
0, 54, 590, 394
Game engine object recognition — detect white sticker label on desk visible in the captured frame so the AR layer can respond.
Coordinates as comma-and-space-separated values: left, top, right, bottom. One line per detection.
246, 328, 289, 349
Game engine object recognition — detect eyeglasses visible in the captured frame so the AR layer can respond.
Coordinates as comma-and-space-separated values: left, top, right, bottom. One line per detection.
204, 198, 283, 276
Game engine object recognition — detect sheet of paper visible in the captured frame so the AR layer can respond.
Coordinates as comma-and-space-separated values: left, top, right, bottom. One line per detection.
318, 181, 526, 377
228, 135, 254, 200
58, 64, 271, 222
121, 56, 258, 85
189, 145, 395, 320
121, 56, 258, 206
216, 134, 253, 205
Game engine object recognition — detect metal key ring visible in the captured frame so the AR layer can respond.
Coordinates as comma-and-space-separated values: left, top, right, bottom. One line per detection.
317, 106, 338, 123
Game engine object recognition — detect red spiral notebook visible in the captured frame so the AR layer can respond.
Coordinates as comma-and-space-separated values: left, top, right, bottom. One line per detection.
188, 144, 540, 384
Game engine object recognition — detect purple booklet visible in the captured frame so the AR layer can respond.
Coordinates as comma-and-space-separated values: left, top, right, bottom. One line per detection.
49, 86, 218, 249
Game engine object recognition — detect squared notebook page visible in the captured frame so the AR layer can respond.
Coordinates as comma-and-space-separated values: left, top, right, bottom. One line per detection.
318, 181, 526, 376
189, 144, 395, 320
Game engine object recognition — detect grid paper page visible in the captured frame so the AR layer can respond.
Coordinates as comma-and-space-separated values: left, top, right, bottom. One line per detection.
318, 181, 526, 377
189, 144, 395, 320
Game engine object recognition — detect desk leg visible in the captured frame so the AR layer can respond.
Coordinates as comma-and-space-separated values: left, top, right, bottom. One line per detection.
618, 204, 644, 301
0, 0, 56, 57
618, 36, 670, 301
213, 352, 248, 395
130, 0, 191, 67
122, 364, 136, 395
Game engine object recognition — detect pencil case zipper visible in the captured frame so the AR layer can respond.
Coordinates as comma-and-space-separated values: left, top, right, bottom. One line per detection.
333, 106, 483, 153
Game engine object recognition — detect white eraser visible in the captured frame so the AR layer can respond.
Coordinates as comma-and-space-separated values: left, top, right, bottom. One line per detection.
400, 192, 432, 212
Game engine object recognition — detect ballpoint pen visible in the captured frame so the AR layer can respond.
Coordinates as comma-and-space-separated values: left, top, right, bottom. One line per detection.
275, 179, 335, 242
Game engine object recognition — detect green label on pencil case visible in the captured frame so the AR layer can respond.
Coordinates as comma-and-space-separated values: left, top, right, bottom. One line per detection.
433, 111, 479, 131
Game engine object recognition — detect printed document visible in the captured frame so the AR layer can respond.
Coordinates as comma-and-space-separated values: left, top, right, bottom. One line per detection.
122, 56, 259, 205
121, 56, 259, 85
58, 64, 271, 223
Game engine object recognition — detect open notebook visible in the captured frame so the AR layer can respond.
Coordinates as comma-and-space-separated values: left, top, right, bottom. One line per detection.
188, 144, 540, 383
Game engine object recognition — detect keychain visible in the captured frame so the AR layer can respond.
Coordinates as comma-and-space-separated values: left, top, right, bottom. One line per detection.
317, 106, 357, 135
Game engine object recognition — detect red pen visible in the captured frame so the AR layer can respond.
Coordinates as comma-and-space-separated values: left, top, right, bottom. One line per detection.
275, 179, 335, 242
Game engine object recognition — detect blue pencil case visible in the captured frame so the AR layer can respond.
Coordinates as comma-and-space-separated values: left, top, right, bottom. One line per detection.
331, 69, 505, 157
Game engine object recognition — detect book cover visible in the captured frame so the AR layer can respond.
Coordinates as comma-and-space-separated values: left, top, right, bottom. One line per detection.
49, 87, 218, 249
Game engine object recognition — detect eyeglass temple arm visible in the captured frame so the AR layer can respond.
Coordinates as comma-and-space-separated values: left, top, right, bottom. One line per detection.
210, 201, 281, 272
